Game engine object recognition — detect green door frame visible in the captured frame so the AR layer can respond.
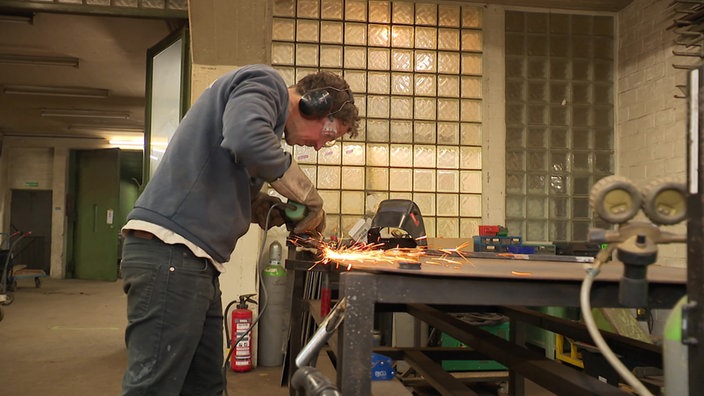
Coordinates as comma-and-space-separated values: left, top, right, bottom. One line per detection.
72, 148, 120, 281
143, 27, 191, 187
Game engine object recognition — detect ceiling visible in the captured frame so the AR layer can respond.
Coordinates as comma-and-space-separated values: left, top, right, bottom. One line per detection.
0, 10, 184, 144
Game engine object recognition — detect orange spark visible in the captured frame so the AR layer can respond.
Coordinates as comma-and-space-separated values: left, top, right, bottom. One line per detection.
511, 270, 532, 277
291, 237, 473, 272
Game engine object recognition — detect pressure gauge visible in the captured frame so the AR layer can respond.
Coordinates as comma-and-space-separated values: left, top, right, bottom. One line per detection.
641, 178, 687, 225
590, 175, 642, 224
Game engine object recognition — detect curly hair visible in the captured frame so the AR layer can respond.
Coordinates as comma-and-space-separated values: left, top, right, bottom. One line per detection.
295, 71, 360, 138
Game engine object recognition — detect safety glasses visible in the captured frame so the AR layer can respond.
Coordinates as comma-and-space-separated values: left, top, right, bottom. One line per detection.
321, 116, 339, 147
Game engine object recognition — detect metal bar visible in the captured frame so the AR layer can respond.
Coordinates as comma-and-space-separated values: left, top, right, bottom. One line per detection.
403, 350, 478, 396
372, 346, 489, 362
369, 272, 682, 309
399, 371, 508, 386
673, 50, 704, 56
296, 297, 347, 368
284, 267, 308, 395
499, 306, 663, 367
309, 299, 339, 354
675, 63, 702, 70
687, 64, 704, 396
407, 304, 629, 396
301, 271, 319, 348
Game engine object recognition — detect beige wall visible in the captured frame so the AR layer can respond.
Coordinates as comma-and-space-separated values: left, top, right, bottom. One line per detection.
617, 0, 689, 267
189, 0, 271, 67
6, 148, 53, 190
482, 5, 507, 227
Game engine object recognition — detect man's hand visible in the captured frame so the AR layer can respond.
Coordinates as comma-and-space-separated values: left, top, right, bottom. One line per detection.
251, 192, 286, 230
290, 194, 325, 234
270, 160, 326, 234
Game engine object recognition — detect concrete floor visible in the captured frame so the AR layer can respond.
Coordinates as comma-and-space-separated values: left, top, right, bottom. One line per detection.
0, 277, 288, 396
0, 277, 556, 396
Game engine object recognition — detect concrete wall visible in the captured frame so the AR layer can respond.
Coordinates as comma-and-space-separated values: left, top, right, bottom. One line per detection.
617, 0, 690, 267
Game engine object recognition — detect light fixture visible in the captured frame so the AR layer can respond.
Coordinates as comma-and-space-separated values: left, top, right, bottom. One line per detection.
41, 108, 131, 120
69, 124, 143, 133
0, 13, 34, 24
3, 85, 109, 98
108, 137, 145, 150
0, 54, 79, 68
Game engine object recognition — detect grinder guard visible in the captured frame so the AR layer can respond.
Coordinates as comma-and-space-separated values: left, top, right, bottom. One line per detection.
367, 199, 427, 249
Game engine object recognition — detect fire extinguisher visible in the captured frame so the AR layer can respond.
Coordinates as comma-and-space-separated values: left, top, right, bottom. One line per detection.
230, 293, 257, 372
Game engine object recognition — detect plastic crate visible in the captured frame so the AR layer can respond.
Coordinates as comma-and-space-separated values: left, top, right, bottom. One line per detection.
473, 235, 522, 252
521, 243, 557, 255
478, 225, 501, 236
507, 245, 535, 254
441, 321, 509, 371
507, 244, 557, 255
553, 241, 602, 257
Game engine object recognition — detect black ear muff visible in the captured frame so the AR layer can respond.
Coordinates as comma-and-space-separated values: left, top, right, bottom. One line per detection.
299, 89, 333, 119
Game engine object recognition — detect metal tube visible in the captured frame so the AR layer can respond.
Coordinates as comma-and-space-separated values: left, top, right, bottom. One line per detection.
295, 297, 347, 368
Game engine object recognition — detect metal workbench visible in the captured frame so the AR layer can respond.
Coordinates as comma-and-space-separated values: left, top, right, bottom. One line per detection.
286, 254, 687, 396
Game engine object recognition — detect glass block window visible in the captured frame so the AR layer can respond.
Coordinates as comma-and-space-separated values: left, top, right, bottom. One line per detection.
272, 0, 484, 239
504, 11, 614, 242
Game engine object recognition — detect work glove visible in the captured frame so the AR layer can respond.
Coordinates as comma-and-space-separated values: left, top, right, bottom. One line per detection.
270, 160, 326, 234
251, 192, 287, 230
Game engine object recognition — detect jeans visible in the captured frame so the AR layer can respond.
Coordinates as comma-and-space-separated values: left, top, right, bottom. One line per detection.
120, 234, 223, 396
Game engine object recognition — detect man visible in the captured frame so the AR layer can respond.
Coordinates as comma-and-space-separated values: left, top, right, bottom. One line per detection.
120, 64, 359, 395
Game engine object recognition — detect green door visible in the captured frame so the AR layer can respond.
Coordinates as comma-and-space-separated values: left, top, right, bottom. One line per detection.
74, 149, 120, 281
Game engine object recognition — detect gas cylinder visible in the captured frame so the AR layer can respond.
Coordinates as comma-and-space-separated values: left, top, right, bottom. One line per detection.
258, 241, 289, 366
231, 294, 256, 372
664, 295, 688, 395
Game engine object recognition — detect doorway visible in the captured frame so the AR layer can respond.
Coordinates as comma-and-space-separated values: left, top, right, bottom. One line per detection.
8, 190, 52, 274
70, 149, 121, 281
67, 149, 143, 281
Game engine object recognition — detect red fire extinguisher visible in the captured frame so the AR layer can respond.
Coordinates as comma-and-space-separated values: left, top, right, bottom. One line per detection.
230, 293, 257, 372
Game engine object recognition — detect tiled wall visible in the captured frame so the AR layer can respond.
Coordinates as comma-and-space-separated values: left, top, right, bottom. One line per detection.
271, 0, 484, 239
504, 11, 615, 243
618, 0, 688, 266
268, 0, 691, 259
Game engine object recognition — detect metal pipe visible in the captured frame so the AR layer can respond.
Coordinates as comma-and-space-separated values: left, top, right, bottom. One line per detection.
295, 297, 347, 368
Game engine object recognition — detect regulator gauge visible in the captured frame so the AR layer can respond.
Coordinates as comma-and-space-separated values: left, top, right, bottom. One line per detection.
590, 176, 642, 224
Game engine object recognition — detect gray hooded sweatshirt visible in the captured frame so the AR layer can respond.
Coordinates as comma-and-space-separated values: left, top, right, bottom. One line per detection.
128, 64, 291, 263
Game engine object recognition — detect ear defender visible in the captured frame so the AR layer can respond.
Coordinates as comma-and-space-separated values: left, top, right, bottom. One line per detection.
298, 87, 354, 119
299, 89, 333, 119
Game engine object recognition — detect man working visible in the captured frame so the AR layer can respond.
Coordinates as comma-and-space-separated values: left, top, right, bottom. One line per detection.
120, 64, 360, 395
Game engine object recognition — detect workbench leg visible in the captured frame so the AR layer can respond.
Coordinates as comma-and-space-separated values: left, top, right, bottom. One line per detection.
286, 267, 308, 395
338, 272, 376, 396
508, 318, 528, 396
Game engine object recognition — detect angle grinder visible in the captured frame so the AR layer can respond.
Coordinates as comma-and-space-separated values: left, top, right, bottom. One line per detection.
283, 200, 308, 222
